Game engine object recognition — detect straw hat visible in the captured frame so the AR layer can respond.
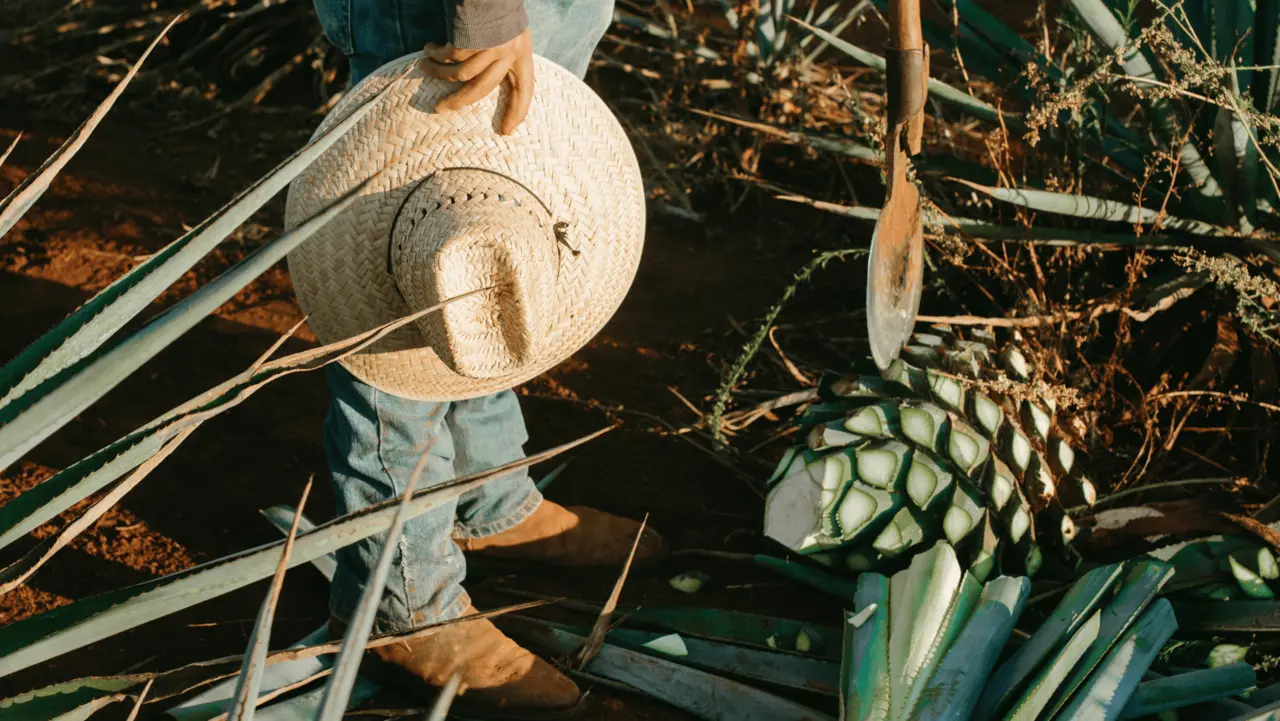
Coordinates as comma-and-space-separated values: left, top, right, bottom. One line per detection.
284, 53, 645, 401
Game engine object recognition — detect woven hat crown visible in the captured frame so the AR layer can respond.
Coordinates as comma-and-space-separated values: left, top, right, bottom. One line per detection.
389, 168, 559, 380
283, 53, 646, 401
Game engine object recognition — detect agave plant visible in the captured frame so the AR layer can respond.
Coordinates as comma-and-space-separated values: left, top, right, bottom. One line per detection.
764, 325, 1089, 578
789, 0, 1280, 266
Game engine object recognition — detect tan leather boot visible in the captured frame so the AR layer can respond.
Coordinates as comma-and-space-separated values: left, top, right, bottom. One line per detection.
333, 607, 581, 717
456, 501, 665, 566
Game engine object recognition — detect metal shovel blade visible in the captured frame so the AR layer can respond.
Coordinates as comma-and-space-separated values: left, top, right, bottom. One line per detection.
866, 163, 924, 371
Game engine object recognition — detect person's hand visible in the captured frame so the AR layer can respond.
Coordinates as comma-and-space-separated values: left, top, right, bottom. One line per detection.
418, 29, 534, 135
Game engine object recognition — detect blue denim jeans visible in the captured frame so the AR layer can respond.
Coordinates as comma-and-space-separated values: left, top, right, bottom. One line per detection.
315, 0, 615, 632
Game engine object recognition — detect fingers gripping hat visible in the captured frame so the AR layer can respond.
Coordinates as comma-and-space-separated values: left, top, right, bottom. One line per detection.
284, 53, 645, 400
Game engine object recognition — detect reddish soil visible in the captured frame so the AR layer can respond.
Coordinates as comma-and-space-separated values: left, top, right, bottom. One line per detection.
0, 57, 865, 716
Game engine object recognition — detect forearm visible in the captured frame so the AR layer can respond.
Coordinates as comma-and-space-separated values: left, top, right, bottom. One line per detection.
449, 0, 529, 49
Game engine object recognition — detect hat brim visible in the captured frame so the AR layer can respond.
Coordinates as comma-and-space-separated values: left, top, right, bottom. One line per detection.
284, 52, 646, 401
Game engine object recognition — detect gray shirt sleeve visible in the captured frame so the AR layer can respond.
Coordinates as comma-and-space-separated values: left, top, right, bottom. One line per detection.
450, 0, 529, 49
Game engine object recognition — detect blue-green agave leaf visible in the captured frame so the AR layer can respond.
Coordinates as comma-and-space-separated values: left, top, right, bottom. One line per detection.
0, 19, 176, 241
0, 286, 461, 557
1255, 0, 1280, 112
167, 626, 331, 721
843, 573, 890, 721
0, 134, 19, 172
1045, 560, 1175, 718
260, 506, 335, 581
953, 178, 1234, 236
0, 172, 377, 475
0, 66, 401, 416
0, 429, 603, 676
1213, 103, 1260, 231
511, 622, 834, 721
226, 488, 312, 721
618, 607, 842, 661
0, 675, 147, 721
314, 440, 427, 721
1067, 0, 1224, 204
1000, 610, 1104, 721
48, 693, 128, 721
597, 626, 840, 696
973, 563, 1124, 720
424, 674, 461, 721
1119, 663, 1257, 719
1056, 598, 1179, 720
914, 575, 1031, 721
1170, 600, 1280, 632
778, 196, 1195, 248
790, 18, 1015, 126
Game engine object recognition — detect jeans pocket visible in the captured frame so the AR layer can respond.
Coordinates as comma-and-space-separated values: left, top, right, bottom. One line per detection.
314, 0, 355, 55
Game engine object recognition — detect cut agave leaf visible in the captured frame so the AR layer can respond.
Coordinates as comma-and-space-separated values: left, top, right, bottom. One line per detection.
842, 574, 890, 721
808, 423, 862, 451
0, 20, 177, 241
927, 369, 966, 413
873, 507, 929, 558
0, 431, 599, 676
905, 448, 954, 511
898, 401, 949, 453
751, 555, 859, 601
855, 441, 911, 490
998, 424, 1034, 477
1260, 548, 1280, 580
974, 563, 1124, 720
968, 393, 1005, 439
943, 482, 986, 545
1230, 554, 1277, 599
260, 506, 335, 581
1000, 610, 1104, 721
1044, 560, 1176, 719
511, 623, 832, 720
1021, 401, 1053, 444
958, 516, 1001, 582
0, 174, 375, 475
669, 572, 711, 594
596, 626, 841, 695
618, 607, 842, 661
0, 69, 400, 419
845, 403, 897, 439
883, 359, 928, 396
914, 575, 1030, 721
1049, 436, 1076, 475
1001, 348, 1030, 381
640, 633, 689, 657
888, 542, 968, 720
982, 458, 1017, 512
1055, 599, 1178, 721
1118, 663, 1257, 720
946, 419, 990, 476
835, 482, 902, 544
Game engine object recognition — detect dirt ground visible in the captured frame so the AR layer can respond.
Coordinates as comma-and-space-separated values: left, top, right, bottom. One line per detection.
0, 51, 868, 715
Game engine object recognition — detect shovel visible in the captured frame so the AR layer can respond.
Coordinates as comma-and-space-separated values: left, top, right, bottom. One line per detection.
867, 0, 929, 370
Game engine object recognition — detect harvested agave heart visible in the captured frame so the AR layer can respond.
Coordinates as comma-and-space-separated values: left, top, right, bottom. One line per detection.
764, 325, 1090, 577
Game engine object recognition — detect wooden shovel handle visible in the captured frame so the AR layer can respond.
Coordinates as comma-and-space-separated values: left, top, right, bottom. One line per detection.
888, 0, 923, 52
